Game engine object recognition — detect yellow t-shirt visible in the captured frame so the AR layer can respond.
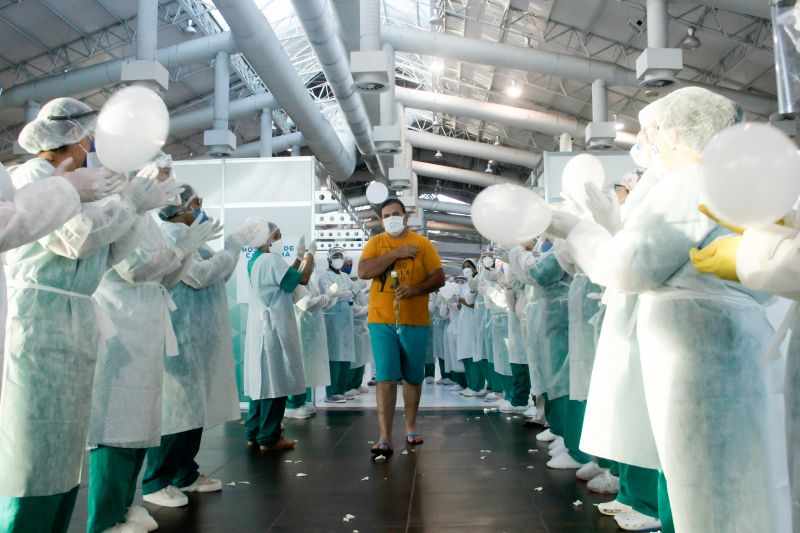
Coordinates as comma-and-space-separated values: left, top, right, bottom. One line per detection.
361, 230, 443, 326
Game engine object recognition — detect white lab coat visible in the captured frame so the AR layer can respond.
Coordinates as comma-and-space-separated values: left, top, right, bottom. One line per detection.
456, 283, 478, 361
293, 274, 332, 388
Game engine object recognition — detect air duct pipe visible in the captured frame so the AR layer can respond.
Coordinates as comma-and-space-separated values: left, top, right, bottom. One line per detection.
426, 220, 478, 233
290, 0, 382, 177
12, 101, 40, 159
698, 0, 771, 19
260, 108, 273, 157
320, 194, 473, 215
0, 33, 236, 108
559, 132, 573, 152
233, 132, 306, 158
425, 212, 475, 227
211, 0, 357, 179
136, 0, 158, 61
771, 0, 800, 117
169, 92, 278, 138
382, 26, 776, 116
406, 130, 540, 169
350, 0, 391, 92
586, 79, 617, 149
204, 51, 236, 156
412, 161, 519, 187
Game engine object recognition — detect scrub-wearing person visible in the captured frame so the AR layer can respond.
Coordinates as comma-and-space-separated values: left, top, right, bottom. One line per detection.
286, 271, 332, 418
499, 259, 531, 413
347, 278, 372, 396
358, 198, 444, 456
87, 158, 213, 531
432, 291, 452, 385
319, 247, 356, 402
484, 263, 515, 413
0, 98, 173, 533
424, 294, 437, 383
445, 278, 466, 390
550, 87, 790, 532
243, 222, 314, 452
141, 189, 261, 505
478, 253, 504, 400
691, 201, 800, 532
457, 260, 484, 397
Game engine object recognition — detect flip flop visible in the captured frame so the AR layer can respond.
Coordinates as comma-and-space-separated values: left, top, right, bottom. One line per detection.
405, 433, 424, 445
370, 441, 394, 457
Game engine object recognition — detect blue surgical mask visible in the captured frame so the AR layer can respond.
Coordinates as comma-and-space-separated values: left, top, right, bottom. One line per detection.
193, 208, 209, 224
342, 264, 352, 274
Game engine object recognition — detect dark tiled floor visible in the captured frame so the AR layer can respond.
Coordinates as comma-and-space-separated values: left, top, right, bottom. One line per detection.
69, 410, 623, 533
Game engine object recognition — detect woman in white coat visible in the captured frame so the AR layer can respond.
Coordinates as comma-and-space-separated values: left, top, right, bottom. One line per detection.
244, 222, 314, 451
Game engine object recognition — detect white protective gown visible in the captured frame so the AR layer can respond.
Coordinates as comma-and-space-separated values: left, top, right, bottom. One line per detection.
456, 283, 478, 362
431, 298, 448, 362
734, 221, 800, 532
318, 269, 355, 363
352, 283, 372, 370
0, 163, 80, 387
0, 158, 138, 497
567, 165, 791, 532
89, 215, 184, 448
444, 302, 463, 373
293, 275, 332, 388
472, 288, 488, 363
484, 280, 511, 377
567, 270, 603, 401
158, 222, 240, 435
244, 251, 306, 400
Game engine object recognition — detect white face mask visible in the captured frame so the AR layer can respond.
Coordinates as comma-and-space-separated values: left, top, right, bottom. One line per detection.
482, 256, 494, 269
629, 139, 651, 169
462, 267, 474, 278
384, 215, 405, 236
331, 258, 345, 270
270, 239, 283, 253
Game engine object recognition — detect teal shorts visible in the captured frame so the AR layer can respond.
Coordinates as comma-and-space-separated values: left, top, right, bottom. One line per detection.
368, 323, 430, 385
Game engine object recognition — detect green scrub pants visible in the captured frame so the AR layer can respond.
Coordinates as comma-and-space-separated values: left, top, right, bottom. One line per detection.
87, 445, 147, 533
326, 361, 350, 397
450, 371, 467, 388
563, 399, 592, 464
287, 388, 312, 409
142, 428, 203, 495
486, 363, 504, 393
658, 471, 675, 533
245, 397, 286, 447
463, 359, 486, 392
347, 364, 366, 391
0, 485, 79, 533
616, 463, 659, 518
424, 363, 436, 378
543, 394, 566, 437
509, 363, 531, 407
437, 357, 449, 380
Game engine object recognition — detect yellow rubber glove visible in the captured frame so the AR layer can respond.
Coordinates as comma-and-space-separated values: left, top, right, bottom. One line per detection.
698, 205, 745, 234
690, 235, 742, 282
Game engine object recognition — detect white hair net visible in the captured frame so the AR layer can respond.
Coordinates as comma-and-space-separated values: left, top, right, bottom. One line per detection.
637, 98, 668, 128
241, 217, 276, 248
327, 247, 344, 259
658, 87, 738, 152
18, 98, 96, 154
158, 183, 197, 220
620, 169, 642, 191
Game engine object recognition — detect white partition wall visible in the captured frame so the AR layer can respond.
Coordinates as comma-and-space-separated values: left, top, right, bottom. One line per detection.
172, 157, 318, 401
542, 150, 637, 204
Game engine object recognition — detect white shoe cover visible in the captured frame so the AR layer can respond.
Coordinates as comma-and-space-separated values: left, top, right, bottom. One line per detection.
576, 462, 605, 481
300, 404, 317, 416
536, 428, 557, 442
511, 405, 528, 414
476, 389, 489, 398
345, 388, 360, 397
180, 474, 222, 493
284, 407, 312, 419
460, 388, 478, 397
124, 506, 158, 532
450, 384, 464, 392
143, 486, 188, 508
523, 405, 539, 418
358, 385, 370, 393
498, 400, 513, 413
614, 510, 661, 531
548, 441, 566, 457
597, 499, 634, 516
546, 450, 586, 469
424, 377, 435, 384
485, 392, 503, 401
548, 436, 564, 449
587, 470, 620, 494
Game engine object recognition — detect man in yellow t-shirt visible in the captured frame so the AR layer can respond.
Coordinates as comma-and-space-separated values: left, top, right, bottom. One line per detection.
358, 198, 444, 457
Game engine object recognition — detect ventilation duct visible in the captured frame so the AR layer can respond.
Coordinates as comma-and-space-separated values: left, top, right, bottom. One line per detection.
350, 0, 391, 92
121, 0, 169, 90
636, 0, 683, 88
204, 51, 237, 156
232, 132, 306, 158
406, 130, 541, 169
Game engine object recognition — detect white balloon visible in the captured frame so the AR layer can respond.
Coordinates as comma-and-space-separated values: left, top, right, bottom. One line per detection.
365, 181, 389, 204
471, 183, 552, 246
699, 123, 800, 227
95, 86, 169, 173
561, 153, 605, 209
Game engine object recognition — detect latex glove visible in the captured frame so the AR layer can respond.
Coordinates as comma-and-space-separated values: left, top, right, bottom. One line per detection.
326, 283, 340, 298
62, 166, 127, 202
698, 204, 745, 234
121, 177, 166, 214
308, 240, 318, 254
585, 182, 622, 234
546, 210, 580, 240
296, 235, 307, 257
467, 276, 479, 291
175, 216, 224, 258
225, 220, 262, 252
157, 178, 184, 206
354, 305, 368, 317
337, 286, 353, 298
690, 235, 741, 281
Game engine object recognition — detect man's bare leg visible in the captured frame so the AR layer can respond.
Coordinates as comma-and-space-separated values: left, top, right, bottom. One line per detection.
376, 381, 398, 446
403, 382, 423, 441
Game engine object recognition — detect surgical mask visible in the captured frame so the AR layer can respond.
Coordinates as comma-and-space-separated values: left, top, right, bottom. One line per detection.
384, 216, 405, 236
482, 256, 494, 269
462, 267, 474, 278
193, 208, 209, 224
331, 258, 345, 270
629, 139, 651, 169
342, 263, 352, 274
649, 144, 668, 174
270, 239, 283, 253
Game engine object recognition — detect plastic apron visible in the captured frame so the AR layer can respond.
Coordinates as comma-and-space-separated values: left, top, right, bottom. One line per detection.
243, 252, 306, 400
444, 308, 464, 373
567, 272, 602, 401
160, 246, 240, 435
318, 270, 355, 363
507, 287, 527, 365
522, 285, 546, 395
456, 285, 478, 361
638, 288, 791, 532
293, 284, 332, 388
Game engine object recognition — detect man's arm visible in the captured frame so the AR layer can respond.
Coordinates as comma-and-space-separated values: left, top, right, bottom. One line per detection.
395, 268, 445, 299
358, 244, 418, 279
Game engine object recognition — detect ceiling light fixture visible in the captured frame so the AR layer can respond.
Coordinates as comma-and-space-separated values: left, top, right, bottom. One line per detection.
183, 19, 198, 34
430, 59, 445, 74
506, 80, 521, 98
485, 160, 495, 173
613, 113, 624, 131
434, 150, 443, 159
680, 28, 702, 50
